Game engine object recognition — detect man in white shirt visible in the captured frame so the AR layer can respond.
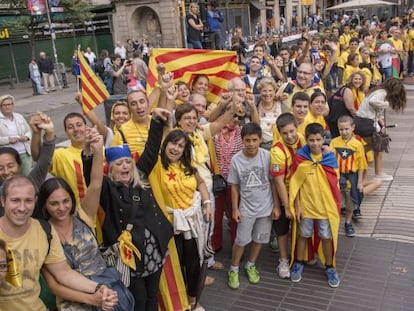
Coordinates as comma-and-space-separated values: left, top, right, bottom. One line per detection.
83, 47, 97, 70
114, 41, 127, 63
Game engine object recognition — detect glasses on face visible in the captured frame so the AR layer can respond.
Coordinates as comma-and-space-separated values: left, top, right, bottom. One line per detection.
232, 88, 246, 93
1, 103, 13, 107
297, 70, 313, 75
0, 263, 8, 272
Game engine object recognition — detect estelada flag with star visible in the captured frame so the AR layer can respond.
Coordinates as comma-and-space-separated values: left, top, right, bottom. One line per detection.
77, 48, 109, 114
147, 48, 240, 104
288, 145, 341, 267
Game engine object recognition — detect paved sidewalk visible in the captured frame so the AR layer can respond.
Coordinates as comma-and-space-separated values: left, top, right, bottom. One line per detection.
1, 80, 414, 310
200, 86, 414, 310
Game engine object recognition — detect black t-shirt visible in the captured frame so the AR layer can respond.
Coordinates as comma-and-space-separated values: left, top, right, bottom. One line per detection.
186, 14, 202, 42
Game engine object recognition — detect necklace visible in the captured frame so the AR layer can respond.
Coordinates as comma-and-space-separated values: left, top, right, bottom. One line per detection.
54, 220, 73, 244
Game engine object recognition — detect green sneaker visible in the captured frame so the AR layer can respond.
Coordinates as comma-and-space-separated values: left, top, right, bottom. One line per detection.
228, 270, 240, 289
245, 265, 260, 284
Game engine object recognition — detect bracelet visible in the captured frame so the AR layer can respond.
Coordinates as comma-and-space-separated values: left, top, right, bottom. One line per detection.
94, 283, 103, 293
202, 200, 211, 206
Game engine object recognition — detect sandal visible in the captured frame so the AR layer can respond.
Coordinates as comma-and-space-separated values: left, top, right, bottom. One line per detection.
209, 260, 225, 270
204, 275, 215, 286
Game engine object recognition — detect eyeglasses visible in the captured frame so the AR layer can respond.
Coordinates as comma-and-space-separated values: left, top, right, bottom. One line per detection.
232, 88, 246, 93
1, 103, 13, 107
297, 70, 313, 75
0, 263, 8, 272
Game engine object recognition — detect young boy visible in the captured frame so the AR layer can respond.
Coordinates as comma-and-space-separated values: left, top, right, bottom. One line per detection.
330, 116, 381, 236
270, 113, 306, 279
289, 123, 341, 288
227, 123, 279, 289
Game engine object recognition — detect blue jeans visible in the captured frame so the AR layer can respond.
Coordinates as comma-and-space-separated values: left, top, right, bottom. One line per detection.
188, 40, 203, 49
382, 66, 393, 80
339, 172, 363, 208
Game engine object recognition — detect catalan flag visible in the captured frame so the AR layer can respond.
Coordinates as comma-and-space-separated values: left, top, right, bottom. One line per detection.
78, 48, 109, 114
147, 48, 240, 104
289, 145, 340, 267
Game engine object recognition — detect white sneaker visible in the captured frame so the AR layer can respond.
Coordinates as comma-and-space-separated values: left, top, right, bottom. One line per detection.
277, 258, 290, 279
375, 173, 393, 181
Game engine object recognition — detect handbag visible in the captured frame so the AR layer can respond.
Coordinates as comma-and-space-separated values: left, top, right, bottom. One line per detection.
212, 174, 228, 196
205, 162, 227, 196
372, 112, 391, 153
372, 131, 391, 153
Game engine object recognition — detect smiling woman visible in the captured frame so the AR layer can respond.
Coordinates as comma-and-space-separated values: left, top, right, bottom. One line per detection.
0, 95, 33, 176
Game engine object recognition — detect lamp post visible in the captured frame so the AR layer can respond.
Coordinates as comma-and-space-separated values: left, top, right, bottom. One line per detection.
44, 0, 59, 66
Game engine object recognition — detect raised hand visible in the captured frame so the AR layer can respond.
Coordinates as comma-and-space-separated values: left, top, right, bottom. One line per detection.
166, 85, 178, 101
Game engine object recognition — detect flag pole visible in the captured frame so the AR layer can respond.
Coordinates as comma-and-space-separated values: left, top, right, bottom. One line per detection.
45, 0, 62, 89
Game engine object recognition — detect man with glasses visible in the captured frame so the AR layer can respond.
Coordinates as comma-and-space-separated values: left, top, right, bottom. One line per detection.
277, 62, 324, 108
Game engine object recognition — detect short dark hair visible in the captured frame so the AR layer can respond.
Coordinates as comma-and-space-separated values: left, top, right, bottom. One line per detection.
241, 122, 262, 138
37, 177, 76, 220
276, 113, 297, 131
310, 91, 327, 104
0, 147, 22, 167
305, 123, 324, 138
349, 37, 359, 44
64, 112, 86, 130
175, 103, 198, 123
292, 92, 310, 107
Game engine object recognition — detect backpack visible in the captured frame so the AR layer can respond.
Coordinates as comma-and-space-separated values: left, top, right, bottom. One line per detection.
325, 86, 352, 138
38, 219, 57, 311
95, 59, 105, 75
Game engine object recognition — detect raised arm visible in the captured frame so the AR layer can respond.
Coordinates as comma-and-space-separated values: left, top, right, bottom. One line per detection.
28, 112, 56, 189
75, 93, 109, 142
137, 108, 171, 177
80, 128, 104, 221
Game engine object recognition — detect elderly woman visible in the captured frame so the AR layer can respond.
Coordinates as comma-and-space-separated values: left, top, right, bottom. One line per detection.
0, 112, 54, 195
0, 95, 32, 175
83, 108, 173, 311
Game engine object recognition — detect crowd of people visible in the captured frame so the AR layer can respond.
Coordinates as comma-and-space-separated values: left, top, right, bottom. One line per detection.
0, 7, 410, 311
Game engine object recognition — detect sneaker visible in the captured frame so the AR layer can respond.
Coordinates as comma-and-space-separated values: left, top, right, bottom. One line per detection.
228, 270, 240, 289
375, 173, 393, 181
245, 265, 260, 284
270, 237, 279, 252
353, 209, 362, 219
325, 267, 340, 288
277, 258, 291, 279
290, 262, 304, 283
344, 222, 356, 237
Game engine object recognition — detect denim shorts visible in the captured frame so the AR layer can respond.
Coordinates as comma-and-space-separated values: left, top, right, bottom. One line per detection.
299, 219, 332, 239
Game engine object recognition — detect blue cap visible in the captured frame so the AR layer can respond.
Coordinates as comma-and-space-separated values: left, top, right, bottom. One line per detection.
105, 144, 132, 164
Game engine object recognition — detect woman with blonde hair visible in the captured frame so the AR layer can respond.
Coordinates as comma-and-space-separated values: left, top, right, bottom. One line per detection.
256, 77, 288, 149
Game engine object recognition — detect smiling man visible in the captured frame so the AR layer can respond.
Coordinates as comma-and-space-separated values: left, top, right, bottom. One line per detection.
277, 62, 324, 108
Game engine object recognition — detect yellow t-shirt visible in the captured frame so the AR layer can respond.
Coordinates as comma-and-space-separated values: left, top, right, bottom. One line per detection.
153, 161, 197, 212
277, 81, 325, 109
188, 127, 213, 189
111, 117, 150, 156
303, 112, 327, 131
298, 153, 329, 219
330, 136, 368, 174
0, 219, 66, 311
270, 134, 306, 190
339, 33, 351, 50
50, 146, 85, 205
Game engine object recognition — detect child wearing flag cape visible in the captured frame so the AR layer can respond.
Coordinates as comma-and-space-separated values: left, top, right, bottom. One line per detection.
289, 123, 341, 288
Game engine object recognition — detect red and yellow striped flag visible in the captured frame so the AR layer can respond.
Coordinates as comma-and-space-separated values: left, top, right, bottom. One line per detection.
147, 48, 240, 103
78, 48, 109, 114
